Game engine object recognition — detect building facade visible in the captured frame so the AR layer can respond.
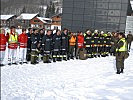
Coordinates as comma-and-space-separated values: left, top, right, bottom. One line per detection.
62, 0, 129, 32
30, 17, 52, 29
0, 15, 17, 28
125, 16, 133, 34
51, 14, 62, 30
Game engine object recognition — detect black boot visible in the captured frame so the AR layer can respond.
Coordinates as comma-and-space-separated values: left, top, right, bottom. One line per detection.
47, 60, 51, 63
31, 62, 36, 65
120, 69, 124, 73
12, 62, 18, 65
19, 62, 23, 65
53, 58, 56, 62
8, 63, 11, 66
67, 56, 70, 60
57, 57, 62, 61
63, 57, 67, 61
0, 64, 5, 67
116, 70, 120, 74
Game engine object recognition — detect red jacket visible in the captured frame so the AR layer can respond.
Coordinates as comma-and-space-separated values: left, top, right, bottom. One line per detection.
77, 34, 84, 48
18, 33, 28, 48
0, 34, 7, 51
6, 32, 18, 49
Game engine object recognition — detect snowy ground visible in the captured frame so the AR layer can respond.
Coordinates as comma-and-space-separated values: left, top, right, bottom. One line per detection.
1, 44, 133, 100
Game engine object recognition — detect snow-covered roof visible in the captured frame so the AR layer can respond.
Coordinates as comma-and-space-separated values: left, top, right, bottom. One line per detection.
131, 1, 133, 10
0, 15, 15, 20
37, 17, 52, 24
37, 17, 47, 24
43, 18, 52, 21
17, 13, 38, 20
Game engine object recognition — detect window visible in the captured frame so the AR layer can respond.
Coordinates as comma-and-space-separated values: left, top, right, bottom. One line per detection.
34, 20, 40, 22
108, 10, 120, 16
109, 3, 121, 10
21, 20, 25, 23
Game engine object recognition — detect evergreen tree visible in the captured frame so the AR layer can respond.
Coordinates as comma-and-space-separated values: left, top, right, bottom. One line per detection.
45, 5, 50, 18
39, 7, 44, 17
21, 6, 26, 13
56, 7, 60, 14
51, 3, 55, 15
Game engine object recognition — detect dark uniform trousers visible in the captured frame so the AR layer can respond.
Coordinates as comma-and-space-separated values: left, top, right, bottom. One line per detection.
31, 50, 38, 64
85, 45, 92, 58
69, 46, 75, 59
53, 49, 61, 62
43, 51, 51, 63
26, 48, 31, 61
116, 52, 125, 71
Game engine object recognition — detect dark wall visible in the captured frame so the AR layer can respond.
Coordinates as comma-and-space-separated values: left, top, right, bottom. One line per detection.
62, 0, 129, 32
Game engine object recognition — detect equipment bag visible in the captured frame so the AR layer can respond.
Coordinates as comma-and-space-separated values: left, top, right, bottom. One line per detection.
124, 51, 129, 59
79, 48, 87, 60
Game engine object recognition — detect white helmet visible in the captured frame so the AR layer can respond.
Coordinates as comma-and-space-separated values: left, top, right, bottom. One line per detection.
101, 31, 104, 34
86, 30, 91, 33
94, 30, 98, 33
108, 32, 111, 34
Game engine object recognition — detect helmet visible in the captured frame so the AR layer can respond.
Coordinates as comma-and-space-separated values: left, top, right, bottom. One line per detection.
86, 30, 91, 33
94, 30, 98, 33
101, 31, 104, 34
107, 32, 111, 34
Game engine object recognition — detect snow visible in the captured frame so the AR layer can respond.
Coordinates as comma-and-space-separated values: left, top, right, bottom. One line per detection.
37, 17, 52, 24
1, 44, 133, 100
0, 15, 15, 20
17, 13, 38, 20
131, 1, 133, 10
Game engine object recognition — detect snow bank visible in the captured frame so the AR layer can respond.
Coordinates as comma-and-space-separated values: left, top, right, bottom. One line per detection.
1, 44, 133, 100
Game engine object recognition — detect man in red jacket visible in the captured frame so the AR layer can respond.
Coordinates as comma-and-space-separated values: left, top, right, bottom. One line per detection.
18, 28, 28, 64
6, 26, 18, 65
0, 28, 7, 66
76, 31, 84, 59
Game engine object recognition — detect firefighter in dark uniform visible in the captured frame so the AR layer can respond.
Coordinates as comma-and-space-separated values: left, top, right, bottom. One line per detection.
103, 32, 108, 57
26, 28, 33, 61
92, 30, 99, 57
106, 32, 112, 56
97, 31, 103, 57
30, 29, 40, 64
52, 30, 62, 62
84, 30, 93, 58
42, 30, 52, 63
61, 28, 69, 61
38, 29, 45, 59
99, 31, 105, 57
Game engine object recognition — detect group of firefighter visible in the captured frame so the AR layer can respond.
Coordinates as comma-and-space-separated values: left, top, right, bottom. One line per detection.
0, 26, 133, 68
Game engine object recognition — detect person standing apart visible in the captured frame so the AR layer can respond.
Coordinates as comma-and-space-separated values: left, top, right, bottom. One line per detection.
6, 26, 18, 65
0, 28, 7, 66
115, 33, 127, 74
126, 31, 133, 52
18, 28, 28, 64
